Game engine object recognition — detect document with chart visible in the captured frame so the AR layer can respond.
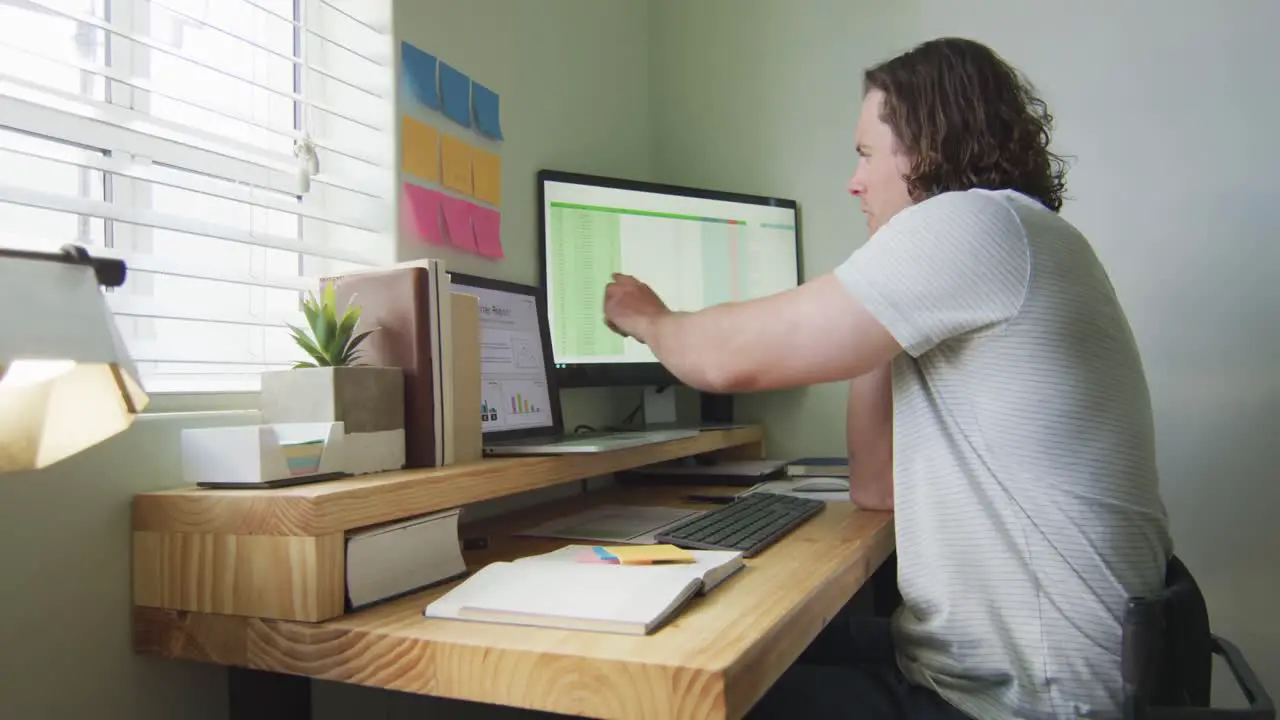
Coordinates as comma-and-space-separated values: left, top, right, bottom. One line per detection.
463, 284, 553, 433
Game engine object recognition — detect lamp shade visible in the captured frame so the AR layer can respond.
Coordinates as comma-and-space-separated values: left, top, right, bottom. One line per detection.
0, 248, 148, 473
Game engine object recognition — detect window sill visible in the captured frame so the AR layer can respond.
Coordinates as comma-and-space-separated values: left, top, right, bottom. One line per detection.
140, 390, 260, 416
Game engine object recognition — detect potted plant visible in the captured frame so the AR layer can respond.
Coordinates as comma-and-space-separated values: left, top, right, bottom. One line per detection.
258, 283, 406, 475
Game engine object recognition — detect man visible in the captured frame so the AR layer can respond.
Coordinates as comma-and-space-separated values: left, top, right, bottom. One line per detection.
602, 37, 1172, 719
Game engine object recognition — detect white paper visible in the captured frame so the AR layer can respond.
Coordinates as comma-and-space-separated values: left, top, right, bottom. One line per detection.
742, 477, 851, 502
514, 505, 702, 544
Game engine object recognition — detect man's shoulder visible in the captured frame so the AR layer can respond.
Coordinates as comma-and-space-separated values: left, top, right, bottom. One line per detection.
887, 189, 1032, 241
905, 187, 1018, 215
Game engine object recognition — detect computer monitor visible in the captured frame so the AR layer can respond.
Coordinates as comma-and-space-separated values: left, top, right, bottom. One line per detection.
446, 272, 565, 442
538, 170, 802, 388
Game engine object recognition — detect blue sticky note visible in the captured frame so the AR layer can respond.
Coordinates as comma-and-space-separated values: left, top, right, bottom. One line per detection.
471, 81, 503, 140
439, 61, 472, 128
400, 42, 439, 110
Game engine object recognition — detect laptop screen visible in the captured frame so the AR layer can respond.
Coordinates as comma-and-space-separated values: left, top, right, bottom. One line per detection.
448, 272, 561, 439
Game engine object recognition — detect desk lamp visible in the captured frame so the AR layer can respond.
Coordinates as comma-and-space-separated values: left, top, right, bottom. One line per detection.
0, 245, 148, 473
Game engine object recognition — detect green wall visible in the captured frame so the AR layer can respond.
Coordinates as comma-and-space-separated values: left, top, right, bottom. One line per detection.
649, 0, 919, 458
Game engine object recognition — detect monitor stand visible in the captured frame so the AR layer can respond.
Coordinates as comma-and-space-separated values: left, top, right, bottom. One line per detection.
698, 391, 741, 429
643, 385, 678, 426
635, 387, 744, 430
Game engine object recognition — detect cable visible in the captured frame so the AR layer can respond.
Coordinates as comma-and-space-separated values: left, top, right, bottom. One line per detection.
618, 399, 644, 427
574, 384, 672, 434
619, 384, 669, 429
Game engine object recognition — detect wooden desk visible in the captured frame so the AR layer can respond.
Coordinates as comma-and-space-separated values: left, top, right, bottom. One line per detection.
131, 427, 895, 719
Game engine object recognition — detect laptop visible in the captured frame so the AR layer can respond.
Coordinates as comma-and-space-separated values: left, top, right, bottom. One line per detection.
447, 272, 700, 456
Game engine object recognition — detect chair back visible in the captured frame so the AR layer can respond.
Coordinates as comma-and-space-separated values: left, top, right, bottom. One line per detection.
1122, 555, 1214, 717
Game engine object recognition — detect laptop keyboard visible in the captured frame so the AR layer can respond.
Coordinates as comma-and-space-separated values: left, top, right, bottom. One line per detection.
654, 492, 825, 557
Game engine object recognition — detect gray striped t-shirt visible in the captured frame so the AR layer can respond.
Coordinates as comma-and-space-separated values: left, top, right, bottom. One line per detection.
836, 189, 1173, 719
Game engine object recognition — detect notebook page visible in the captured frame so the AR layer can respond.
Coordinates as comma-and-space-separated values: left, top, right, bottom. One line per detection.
514, 545, 744, 593
426, 561, 698, 626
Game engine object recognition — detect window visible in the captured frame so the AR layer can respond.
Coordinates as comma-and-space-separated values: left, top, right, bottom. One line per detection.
0, 0, 394, 401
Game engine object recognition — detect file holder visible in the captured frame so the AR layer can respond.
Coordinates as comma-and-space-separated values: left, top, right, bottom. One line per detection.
180, 421, 348, 489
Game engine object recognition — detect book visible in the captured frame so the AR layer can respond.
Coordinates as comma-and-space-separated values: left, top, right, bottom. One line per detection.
515, 544, 744, 593
345, 508, 467, 609
423, 545, 745, 635
449, 291, 482, 463
332, 260, 453, 468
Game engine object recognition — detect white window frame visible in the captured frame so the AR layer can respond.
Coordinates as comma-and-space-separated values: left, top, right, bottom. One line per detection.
1, 0, 393, 414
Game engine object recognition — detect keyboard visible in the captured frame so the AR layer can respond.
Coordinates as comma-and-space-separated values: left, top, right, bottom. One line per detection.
654, 492, 826, 557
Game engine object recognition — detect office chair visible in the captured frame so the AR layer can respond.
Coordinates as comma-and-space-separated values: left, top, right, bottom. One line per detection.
1122, 555, 1275, 719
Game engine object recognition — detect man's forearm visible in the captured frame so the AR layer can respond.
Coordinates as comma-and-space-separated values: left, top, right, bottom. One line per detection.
846, 363, 894, 509
642, 305, 750, 392
621, 274, 903, 395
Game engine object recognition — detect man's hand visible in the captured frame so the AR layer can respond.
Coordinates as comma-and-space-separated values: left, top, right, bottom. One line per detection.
603, 273, 670, 343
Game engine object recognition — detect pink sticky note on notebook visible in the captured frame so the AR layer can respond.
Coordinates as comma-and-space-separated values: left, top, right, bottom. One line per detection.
401, 183, 444, 245
440, 194, 477, 253
471, 205, 504, 259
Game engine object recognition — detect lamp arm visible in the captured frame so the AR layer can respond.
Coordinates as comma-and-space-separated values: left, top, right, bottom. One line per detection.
0, 244, 126, 288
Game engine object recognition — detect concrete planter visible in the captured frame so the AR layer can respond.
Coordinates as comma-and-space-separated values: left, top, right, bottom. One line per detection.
259, 366, 405, 475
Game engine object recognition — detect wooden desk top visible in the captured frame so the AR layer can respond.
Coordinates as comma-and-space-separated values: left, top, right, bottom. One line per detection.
134, 483, 895, 720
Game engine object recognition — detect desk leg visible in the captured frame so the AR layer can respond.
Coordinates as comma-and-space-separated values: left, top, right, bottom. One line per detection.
229, 667, 311, 720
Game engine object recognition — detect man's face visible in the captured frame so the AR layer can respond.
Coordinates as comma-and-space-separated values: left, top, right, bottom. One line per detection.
848, 89, 914, 236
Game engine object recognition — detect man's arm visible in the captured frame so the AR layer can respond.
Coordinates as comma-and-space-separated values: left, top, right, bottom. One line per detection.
607, 192, 1030, 394
846, 363, 893, 510
638, 273, 903, 393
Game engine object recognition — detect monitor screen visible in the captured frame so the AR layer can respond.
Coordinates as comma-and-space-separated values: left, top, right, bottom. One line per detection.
539, 170, 801, 387
448, 272, 561, 438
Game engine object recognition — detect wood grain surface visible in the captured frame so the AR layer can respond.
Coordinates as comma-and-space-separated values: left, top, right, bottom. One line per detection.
132, 427, 765, 537
133, 531, 345, 621
134, 483, 894, 720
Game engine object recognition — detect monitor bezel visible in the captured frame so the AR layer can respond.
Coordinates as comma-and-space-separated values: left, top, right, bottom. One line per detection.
537, 168, 803, 388
447, 271, 566, 441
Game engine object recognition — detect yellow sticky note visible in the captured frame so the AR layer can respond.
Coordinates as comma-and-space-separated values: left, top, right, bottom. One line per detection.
440, 133, 473, 195
400, 116, 439, 183
600, 544, 696, 565
471, 147, 501, 206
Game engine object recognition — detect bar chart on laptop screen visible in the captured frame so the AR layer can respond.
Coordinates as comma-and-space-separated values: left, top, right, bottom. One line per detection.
546, 196, 797, 366
466, 286, 554, 432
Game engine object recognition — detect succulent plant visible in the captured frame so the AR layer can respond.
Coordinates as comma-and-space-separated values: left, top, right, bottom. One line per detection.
286, 283, 374, 368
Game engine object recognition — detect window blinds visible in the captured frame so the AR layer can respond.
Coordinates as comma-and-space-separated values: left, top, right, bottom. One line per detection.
0, 0, 395, 394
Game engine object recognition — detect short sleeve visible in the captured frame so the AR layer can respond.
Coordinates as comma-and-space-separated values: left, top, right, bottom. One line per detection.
835, 190, 1030, 357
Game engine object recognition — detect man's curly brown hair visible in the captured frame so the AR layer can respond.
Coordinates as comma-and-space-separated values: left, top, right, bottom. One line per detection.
864, 37, 1069, 212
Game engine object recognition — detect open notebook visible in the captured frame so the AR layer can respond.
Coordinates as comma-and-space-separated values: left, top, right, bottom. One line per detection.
423, 545, 744, 635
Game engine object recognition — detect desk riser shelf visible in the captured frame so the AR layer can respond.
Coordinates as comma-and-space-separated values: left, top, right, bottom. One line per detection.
131, 428, 766, 623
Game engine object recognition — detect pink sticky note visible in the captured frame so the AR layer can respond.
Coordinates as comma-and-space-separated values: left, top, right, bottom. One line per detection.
440, 194, 477, 253
402, 183, 444, 245
471, 205, 504, 259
